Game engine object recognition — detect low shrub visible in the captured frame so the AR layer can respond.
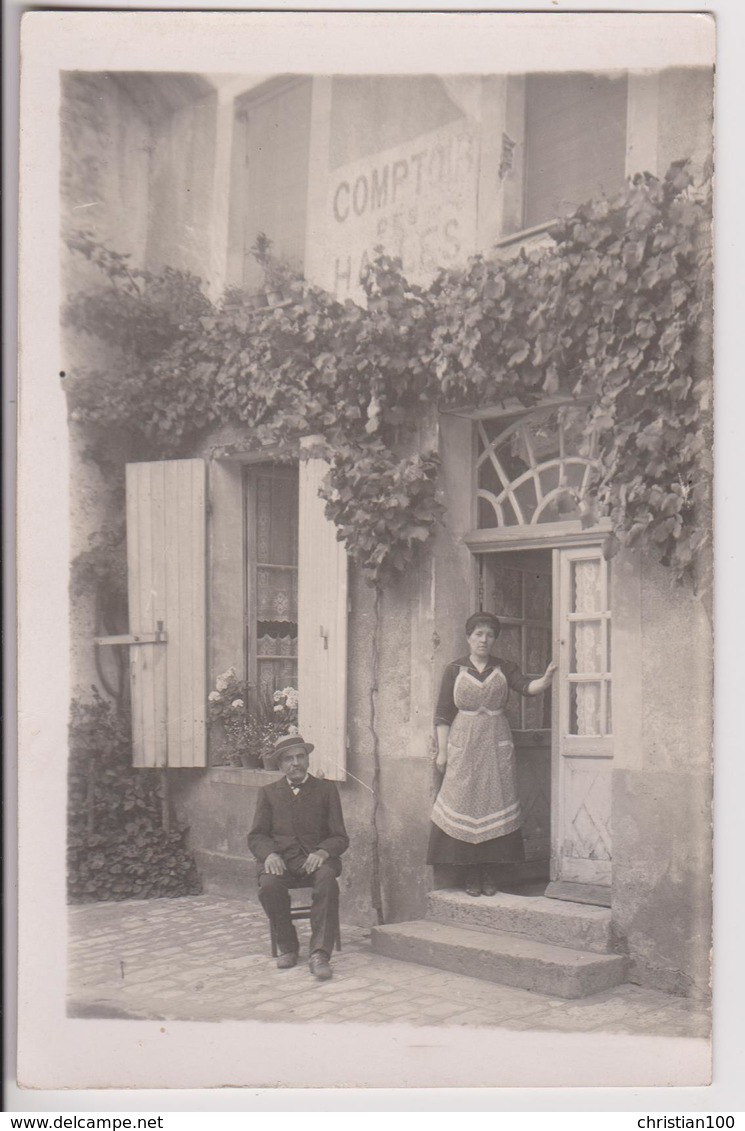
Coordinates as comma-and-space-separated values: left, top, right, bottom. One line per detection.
67, 690, 201, 902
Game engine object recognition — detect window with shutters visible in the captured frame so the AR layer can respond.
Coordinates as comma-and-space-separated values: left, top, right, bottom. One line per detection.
227, 78, 313, 291
242, 456, 348, 780
244, 463, 299, 702
121, 455, 347, 778
523, 73, 628, 230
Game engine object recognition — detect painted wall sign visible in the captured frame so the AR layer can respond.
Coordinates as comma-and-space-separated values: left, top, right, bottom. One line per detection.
312, 118, 481, 301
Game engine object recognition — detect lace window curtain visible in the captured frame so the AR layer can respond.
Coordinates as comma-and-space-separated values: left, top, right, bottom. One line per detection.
247, 466, 299, 698
571, 558, 609, 736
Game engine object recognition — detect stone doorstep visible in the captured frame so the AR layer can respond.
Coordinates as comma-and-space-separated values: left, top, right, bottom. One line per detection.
427, 890, 614, 954
371, 919, 627, 1000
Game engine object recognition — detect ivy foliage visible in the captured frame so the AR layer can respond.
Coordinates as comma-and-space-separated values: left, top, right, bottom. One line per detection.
68, 691, 202, 902
65, 161, 712, 587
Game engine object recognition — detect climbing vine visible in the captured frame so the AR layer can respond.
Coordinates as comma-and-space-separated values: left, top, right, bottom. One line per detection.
65, 159, 712, 590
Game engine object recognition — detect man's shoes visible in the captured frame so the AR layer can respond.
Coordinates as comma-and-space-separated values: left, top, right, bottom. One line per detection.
309, 950, 333, 980
276, 951, 298, 970
481, 878, 499, 897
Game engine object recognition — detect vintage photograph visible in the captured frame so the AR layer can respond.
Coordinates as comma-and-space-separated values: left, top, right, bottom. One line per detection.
17, 11, 717, 1093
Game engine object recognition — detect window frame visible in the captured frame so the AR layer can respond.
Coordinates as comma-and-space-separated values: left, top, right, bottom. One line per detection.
243, 460, 299, 710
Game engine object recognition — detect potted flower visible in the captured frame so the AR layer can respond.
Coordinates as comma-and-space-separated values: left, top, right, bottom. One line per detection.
208, 668, 299, 768
249, 232, 298, 307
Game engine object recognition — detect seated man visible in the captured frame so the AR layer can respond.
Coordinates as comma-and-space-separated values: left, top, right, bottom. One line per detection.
247, 733, 349, 981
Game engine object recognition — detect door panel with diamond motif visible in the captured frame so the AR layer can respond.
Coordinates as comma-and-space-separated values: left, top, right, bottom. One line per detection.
552, 546, 613, 885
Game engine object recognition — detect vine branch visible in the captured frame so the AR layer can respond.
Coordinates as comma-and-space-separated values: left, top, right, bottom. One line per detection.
369, 585, 384, 925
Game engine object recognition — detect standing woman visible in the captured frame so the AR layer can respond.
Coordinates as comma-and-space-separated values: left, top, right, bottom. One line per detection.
427, 612, 556, 897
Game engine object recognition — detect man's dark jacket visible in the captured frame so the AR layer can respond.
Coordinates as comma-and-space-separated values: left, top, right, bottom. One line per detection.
247, 774, 349, 868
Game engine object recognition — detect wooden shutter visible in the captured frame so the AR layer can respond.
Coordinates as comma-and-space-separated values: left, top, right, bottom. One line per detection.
524, 73, 628, 228
236, 79, 312, 291
297, 458, 348, 781
126, 459, 207, 768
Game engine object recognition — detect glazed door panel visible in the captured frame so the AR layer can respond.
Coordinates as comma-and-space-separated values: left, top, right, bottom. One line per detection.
552, 546, 613, 885
480, 550, 552, 863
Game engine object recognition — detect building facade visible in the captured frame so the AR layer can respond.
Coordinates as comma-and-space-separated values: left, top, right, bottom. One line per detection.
62, 68, 713, 997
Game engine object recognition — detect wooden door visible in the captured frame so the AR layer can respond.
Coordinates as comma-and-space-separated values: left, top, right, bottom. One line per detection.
480, 550, 552, 864
550, 545, 613, 888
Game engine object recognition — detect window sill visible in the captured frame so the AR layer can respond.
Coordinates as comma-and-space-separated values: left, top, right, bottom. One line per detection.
494, 219, 558, 252
209, 767, 280, 786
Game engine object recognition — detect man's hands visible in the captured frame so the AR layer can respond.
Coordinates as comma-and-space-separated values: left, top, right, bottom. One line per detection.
264, 853, 286, 875
302, 850, 328, 874
264, 850, 329, 875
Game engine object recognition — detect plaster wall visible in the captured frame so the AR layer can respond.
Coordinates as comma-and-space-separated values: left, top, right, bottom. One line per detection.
61, 73, 151, 261
656, 68, 714, 178
61, 73, 154, 696
611, 553, 712, 996
626, 67, 713, 181
147, 91, 219, 279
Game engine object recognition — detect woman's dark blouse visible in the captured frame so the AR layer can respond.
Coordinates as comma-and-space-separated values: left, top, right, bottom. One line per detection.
434, 655, 533, 727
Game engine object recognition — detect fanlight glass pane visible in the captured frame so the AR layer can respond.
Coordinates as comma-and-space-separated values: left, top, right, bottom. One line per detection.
476, 408, 593, 529
539, 464, 561, 494
479, 449, 504, 497
478, 495, 498, 527
564, 461, 587, 490
512, 477, 539, 525
536, 495, 576, 524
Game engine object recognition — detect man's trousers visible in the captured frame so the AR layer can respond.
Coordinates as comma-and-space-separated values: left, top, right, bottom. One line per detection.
258, 859, 340, 957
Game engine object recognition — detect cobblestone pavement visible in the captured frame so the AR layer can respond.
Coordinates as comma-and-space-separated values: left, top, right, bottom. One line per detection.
68, 894, 710, 1036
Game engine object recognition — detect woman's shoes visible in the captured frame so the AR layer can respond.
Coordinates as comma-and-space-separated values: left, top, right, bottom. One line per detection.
464, 868, 481, 897
481, 866, 499, 896
463, 866, 501, 896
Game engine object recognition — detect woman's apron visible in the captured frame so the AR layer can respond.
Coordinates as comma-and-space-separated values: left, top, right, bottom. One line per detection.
431, 665, 522, 843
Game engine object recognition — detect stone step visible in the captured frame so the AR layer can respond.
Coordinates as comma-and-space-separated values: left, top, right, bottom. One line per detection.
427, 890, 614, 954
371, 919, 627, 999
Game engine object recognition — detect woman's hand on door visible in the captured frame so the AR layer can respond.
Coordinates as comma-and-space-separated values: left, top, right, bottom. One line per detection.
527, 661, 558, 695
